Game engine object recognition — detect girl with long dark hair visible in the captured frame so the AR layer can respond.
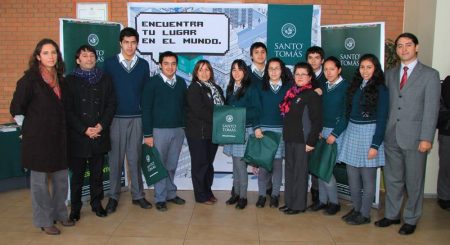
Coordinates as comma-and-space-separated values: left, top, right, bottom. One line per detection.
338, 54, 389, 225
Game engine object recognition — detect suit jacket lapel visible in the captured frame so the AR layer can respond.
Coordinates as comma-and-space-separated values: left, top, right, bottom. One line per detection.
392, 66, 401, 94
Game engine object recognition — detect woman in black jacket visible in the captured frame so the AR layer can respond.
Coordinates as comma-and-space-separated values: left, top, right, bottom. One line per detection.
186, 60, 225, 204
10, 39, 74, 235
62, 45, 116, 221
281, 62, 322, 214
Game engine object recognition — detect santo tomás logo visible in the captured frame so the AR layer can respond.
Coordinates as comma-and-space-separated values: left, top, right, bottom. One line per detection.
281, 23, 296, 39
344, 37, 356, 50
225, 115, 234, 123
88, 34, 100, 46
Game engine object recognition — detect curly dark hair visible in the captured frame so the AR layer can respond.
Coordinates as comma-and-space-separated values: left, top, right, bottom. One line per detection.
28, 38, 65, 75
346, 54, 385, 117
262, 57, 292, 91
226, 59, 251, 99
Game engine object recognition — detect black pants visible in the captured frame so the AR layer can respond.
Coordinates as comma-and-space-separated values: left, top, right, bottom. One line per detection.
284, 142, 309, 211
187, 137, 218, 202
69, 155, 105, 210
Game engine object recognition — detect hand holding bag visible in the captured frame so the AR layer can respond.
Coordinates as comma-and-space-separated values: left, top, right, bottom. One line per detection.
141, 144, 168, 186
308, 138, 337, 182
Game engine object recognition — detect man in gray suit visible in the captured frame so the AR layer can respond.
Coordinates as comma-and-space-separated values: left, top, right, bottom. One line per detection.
374, 33, 441, 235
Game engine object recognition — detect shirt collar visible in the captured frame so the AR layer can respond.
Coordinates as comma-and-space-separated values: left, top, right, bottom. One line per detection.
160, 73, 176, 83
251, 63, 265, 74
326, 76, 343, 87
401, 59, 418, 73
314, 67, 323, 78
118, 53, 138, 68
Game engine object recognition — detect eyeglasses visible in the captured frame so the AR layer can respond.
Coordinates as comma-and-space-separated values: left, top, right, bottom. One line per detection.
294, 73, 309, 77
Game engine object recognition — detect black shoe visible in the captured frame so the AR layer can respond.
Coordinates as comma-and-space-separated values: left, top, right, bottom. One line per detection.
235, 198, 247, 209
256, 196, 266, 208
399, 223, 416, 235
341, 209, 359, 222
278, 205, 289, 212
106, 198, 118, 214
167, 196, 186, 205
69, 209, 80, 222
438, 198, 450, 210
92, 205, 107, 218
225, 195, 240, 205
155, 202, 168, 211
324, 202, 340, 215
284, 209, 304, 215
346, 214, 370, 225
374, 218, 401, 227
309, 202, 327, 212
269, 195, 279, 208
266, 188, 273, 196
132, 198, 152, 209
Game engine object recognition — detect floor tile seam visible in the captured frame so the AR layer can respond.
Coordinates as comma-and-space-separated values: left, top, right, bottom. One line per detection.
182, 201, 197, 244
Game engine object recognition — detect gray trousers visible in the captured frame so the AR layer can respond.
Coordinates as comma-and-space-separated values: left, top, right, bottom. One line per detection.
319, 174, 338, 204
284, 142, 308, 211
30, 169, 68, 228
258, 159, 283, 196
153, 128, 185, 203
232, 157, 248, 198
108, 117, 144, 201
438, 134, 450, 200
384, 140, 427, 225
346, 165, 377, 218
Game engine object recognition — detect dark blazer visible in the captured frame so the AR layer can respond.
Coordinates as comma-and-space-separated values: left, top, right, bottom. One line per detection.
62, 73, 116, 158
283, 89, 322, 146
10, 69, 67, 172
384, 62, 441, 149
185, 81, 225, 139
438, 76, 450, 135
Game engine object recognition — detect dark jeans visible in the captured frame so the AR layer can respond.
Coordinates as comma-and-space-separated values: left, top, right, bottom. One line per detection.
69, 155, 105, 210
187, 137, 218, 202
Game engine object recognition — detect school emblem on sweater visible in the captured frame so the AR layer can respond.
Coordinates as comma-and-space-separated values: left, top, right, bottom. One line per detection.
226, 115, 234, 123
281, 23, 296, 38
88, 34, 100, 46
344, 37, 356, 50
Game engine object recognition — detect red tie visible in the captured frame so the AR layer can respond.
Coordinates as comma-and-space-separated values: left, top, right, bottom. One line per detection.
400, 66, 408, 90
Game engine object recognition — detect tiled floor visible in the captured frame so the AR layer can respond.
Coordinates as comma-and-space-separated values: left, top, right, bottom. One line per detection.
0, 189, 449, 244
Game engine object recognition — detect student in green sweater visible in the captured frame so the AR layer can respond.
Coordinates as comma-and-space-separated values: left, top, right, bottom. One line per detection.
142, 51, 187, 212
310, 56, 349, 215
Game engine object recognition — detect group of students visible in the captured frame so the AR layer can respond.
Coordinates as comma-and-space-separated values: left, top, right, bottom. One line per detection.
221, 41, 388, 225
10, 27, 441, 237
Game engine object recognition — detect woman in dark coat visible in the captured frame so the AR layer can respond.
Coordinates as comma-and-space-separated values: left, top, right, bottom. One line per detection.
10, 39, 74, 235
186, 60, 225, 204
62, 45, 116, 221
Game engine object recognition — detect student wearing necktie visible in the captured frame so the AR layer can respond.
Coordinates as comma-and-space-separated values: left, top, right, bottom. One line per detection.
375, 32, 441, 235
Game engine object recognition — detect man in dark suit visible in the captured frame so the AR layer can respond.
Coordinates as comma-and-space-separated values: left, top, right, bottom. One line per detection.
375, 33, 441, 235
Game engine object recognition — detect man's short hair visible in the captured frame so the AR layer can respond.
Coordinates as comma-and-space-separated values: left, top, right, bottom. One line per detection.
306, 46, 325, 60
74, 45, 97, 66
395, 32, 419, 46
119, 27, 139, 43
159, 51, 178, 64
250, 42, 267, 55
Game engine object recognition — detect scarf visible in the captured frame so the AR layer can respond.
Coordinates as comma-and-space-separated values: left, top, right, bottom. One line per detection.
203, 81, 224, 105
279, 83, 313, 116
72, 67, 103, 85
39, 63, 61, 99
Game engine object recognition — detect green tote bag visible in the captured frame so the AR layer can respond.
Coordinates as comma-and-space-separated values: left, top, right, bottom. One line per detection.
212, 105, 246, 144
308, 138, 337, 182
141, 144, 168, 186
242, 131, 282, 172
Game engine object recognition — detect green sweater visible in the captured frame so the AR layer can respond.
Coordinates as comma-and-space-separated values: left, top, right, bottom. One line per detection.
142, 74, 187, 137
321, 78, 349, 137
